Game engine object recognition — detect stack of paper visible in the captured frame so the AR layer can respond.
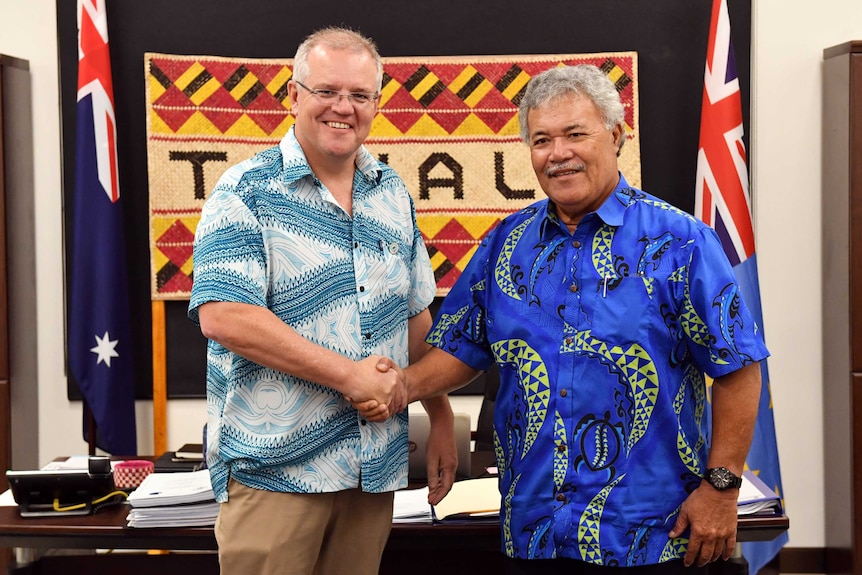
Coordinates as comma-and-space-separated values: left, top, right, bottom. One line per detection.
737, 470, 782, 516
127, 501, 219, 528
126, 470, 218, 528
393, 487, 433, 523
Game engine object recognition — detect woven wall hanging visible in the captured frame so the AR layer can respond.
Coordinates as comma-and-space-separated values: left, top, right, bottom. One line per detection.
145, 52, 640, 299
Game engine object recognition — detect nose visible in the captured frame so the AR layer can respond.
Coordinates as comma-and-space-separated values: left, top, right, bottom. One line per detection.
331, 94, 355, 113
549, 137, 573, 162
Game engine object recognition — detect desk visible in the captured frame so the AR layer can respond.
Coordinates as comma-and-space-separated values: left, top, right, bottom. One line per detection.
0, 455, 788, 575
0, 505, 788, 575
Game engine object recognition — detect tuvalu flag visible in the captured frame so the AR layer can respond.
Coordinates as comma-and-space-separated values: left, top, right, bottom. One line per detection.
694, 0, 787, 572
68, 0, 137, 455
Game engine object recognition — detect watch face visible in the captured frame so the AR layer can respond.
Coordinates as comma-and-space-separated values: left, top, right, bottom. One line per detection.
707, 467, 741, 490
710, 468, 732, 488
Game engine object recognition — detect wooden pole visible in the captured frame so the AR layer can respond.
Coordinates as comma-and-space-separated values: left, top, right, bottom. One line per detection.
152, 300, 167, 456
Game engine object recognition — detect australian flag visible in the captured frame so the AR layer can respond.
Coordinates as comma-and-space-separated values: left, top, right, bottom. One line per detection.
68, 0, 137, 455
694, 0, 787, 572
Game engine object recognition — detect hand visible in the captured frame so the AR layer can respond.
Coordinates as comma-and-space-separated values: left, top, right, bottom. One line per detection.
669, 483, 739, 567
344, 356, 405, 418
425, 416, 457, 506
349, 398, 389, 422
376, 357, 407, 415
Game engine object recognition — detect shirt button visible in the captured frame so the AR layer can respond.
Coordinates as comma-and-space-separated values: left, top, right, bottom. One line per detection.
556, 493, 566, 502
560, 389, 567, 397
354, 241, 359, 248
564, 337, 572, 345
360, 419, 367, 426
569, 283, 578, 293
557, 444, 566, 452
365, 333, 372, 339
359, 286, 365, 292
572, 240, 581, 248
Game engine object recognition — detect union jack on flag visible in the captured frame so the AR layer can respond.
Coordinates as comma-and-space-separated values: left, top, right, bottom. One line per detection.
694, 0, 754, 267
694, 1, 787, 573
68, 0, 137, 455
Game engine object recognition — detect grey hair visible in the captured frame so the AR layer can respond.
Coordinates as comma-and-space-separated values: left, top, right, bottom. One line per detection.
293, 26, 384, 91
518, 64, 625, 151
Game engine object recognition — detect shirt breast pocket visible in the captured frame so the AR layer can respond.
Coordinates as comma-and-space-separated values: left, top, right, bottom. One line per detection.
586, 275, 658, 345
382, 242, 410, 298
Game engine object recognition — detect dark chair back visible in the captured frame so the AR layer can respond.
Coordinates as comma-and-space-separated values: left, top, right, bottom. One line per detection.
474, 366, 500, 452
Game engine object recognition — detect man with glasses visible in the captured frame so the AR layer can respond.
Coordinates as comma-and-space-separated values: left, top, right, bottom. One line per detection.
188, 26, 456, 575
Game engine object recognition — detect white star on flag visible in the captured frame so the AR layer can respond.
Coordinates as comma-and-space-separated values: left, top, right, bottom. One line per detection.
90, 331, 119, 367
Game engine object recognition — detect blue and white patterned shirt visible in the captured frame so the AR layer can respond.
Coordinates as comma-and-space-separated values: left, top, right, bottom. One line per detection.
189, 127, 436, 501
428, 174, 769, 565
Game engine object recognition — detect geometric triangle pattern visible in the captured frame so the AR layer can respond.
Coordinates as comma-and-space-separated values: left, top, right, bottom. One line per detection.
145, 52, 640, 299
152, 212, 199, 297
569, 331, 659, 455
490, 338, 551, 459
578, 473, 625, 564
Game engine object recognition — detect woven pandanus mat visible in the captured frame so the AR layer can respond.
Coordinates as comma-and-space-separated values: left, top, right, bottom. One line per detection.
145, 52, 639, 299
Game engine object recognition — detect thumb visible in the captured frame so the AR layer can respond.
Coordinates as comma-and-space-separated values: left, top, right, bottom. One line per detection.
668, 510, 689, 539
426, 469, 441, 504
376, 356, 396, 373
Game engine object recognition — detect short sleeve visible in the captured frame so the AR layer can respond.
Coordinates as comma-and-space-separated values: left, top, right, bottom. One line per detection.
680, 226, 770, 377
426, 230, 498, 371
188, 185, 269, 325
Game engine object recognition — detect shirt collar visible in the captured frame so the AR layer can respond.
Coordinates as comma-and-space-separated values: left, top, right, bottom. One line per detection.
594, 172, 632, 227
538, 172, 632, 239
278, 126, 382, 187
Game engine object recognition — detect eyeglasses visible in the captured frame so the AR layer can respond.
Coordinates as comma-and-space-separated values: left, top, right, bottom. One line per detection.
294, 80, 379, 107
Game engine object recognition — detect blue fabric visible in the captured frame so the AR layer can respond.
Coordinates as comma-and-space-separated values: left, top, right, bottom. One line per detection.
731, 255, 789, 573
429, 174, 769, 564
189, 127, 436, 501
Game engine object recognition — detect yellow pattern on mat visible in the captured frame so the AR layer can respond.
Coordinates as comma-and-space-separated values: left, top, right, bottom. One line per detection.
145, 52, 640, 299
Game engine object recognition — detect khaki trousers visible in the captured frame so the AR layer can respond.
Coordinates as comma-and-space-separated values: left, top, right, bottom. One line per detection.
215, 479, 394, 575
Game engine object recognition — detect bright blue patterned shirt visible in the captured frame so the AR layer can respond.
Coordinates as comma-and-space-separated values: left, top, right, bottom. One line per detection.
428, 174, 769, 565
189, 127, 436, 502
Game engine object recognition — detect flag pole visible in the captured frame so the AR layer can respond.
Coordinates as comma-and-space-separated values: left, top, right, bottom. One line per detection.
86, 408, 96, 456
152, 300, 167, 456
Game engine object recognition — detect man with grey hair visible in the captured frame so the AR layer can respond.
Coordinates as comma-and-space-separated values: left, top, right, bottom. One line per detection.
189, 26, 456, 575
362, 63, 767, 574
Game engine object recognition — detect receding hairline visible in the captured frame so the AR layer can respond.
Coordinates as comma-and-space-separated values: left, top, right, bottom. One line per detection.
303, 27, 377, 54
293, 26, 383, 87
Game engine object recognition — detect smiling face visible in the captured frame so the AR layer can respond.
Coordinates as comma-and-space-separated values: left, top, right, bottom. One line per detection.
288, 45, 379, 172
527, 92, 623, 230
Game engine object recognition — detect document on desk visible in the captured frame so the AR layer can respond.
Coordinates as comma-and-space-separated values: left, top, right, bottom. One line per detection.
737, 470, 781, 516
126, 501, 220, 528
127, 469, 215, 508
432, 477, 500, 521
40, 455, 121, 471
0, 489, 16, 507
393, 487, 433, 523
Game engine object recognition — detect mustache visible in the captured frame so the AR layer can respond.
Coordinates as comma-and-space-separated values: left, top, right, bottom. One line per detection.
545, 162, 586, 177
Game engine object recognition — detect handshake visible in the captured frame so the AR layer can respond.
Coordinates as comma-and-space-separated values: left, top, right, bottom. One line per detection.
343, 355, 408, 422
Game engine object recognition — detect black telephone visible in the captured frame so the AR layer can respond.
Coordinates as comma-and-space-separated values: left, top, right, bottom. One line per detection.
6, 456, 116, 517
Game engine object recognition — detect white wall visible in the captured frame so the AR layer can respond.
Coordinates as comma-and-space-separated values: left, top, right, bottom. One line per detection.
751, 0, 862, 549
1, 0, 859, 552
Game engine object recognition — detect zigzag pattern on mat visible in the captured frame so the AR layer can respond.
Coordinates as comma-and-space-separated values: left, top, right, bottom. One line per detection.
146, 53, 639, 299
147, 56, 636, 139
